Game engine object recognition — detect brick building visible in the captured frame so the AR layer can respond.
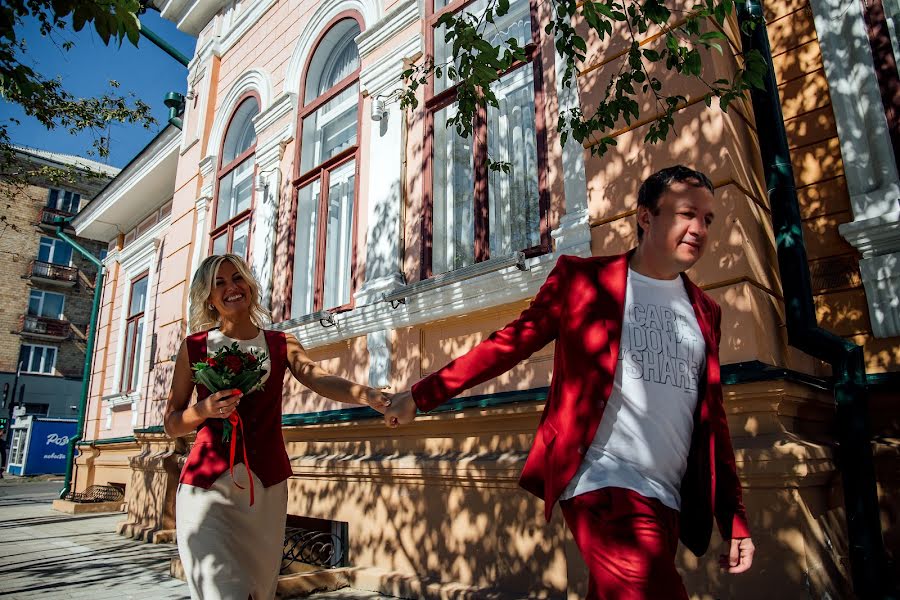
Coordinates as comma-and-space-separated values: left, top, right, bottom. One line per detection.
0, 146, 118, 421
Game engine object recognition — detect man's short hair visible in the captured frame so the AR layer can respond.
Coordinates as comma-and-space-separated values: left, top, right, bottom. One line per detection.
636, 165, 714, 241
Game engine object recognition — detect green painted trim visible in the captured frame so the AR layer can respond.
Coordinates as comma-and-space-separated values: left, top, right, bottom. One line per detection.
134, 425, 165, 434
278, 364, 848, 429
721, 360, 830, 390
865, 372, 900, 389
77, 436, 136, 446
281, 387, 551, 427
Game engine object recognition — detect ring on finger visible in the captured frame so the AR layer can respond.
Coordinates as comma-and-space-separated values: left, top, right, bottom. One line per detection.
219, 407, 224, 414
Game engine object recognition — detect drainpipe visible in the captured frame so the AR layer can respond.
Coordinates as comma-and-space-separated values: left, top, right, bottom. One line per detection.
738, 3, 893, 597
51, 223, 105, 500
135, 4, 189, 128
137, 20, 190, 67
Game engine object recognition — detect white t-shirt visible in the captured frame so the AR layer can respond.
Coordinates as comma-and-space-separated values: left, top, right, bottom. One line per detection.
561, 268, 705, 510
206, 328, 271, 387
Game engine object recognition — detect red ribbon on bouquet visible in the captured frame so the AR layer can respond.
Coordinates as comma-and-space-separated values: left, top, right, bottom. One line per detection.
227, 411, 255, 506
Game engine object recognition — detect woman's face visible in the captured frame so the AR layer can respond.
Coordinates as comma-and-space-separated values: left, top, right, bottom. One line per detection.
208, 260, 252, 320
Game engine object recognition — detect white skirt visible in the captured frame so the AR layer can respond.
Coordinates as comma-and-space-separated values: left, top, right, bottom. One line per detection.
176, 464, 288, 600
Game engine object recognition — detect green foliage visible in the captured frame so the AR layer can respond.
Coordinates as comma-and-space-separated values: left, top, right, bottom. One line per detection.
400, 0, 767, 169
0, 0, 155, 183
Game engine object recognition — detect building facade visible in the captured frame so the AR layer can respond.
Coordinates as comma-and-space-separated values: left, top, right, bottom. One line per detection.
0, 147, 116, 425
69, 0, 899, 597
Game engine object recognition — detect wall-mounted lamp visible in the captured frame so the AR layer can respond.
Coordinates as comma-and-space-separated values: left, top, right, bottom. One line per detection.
370, 89, 404, 122
370, 96, 388, 122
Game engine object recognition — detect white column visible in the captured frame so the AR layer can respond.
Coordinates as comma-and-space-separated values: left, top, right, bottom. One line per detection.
251, 128, 290, 313
808, 0, 900, 337
366, 329, 391, 388
549, 8, 592, 258
353, 35, 422, 305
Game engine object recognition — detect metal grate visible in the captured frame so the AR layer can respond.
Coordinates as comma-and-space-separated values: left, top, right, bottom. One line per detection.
66, 485, 125, 503
282, 527, 345, 571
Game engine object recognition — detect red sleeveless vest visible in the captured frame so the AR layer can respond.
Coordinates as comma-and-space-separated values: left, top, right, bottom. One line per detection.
179, 329, 293, 489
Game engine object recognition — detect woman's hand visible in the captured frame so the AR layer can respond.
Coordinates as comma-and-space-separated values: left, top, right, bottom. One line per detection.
364, 388, 392, 414
197, 389, 243, 420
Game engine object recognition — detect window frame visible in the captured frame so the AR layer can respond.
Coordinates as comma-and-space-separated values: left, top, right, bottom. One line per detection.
27, 289, 66, 319
285, 11, 364, 318
120, 272, 149, 394
210, 92, 260, 260
47, 188, 81, 213
38, 236, 73, 266
421, 0, 552, 279
19, 343, 58, 375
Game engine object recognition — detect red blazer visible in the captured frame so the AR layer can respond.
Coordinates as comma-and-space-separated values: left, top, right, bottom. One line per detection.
411, 252, 750, 556
180, 329, 293, 489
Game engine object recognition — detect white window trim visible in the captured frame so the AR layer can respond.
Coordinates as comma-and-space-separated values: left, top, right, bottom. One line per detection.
110, 226, 162, 396
275, 247, 591, 350
19, 343, 58, 375
102, 390, 141, 408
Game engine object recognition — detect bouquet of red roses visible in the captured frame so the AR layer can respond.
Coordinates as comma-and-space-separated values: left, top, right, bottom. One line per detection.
191, 342, 268, 442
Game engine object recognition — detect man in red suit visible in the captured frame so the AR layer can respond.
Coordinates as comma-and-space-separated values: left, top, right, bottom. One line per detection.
385, 165, 755, 599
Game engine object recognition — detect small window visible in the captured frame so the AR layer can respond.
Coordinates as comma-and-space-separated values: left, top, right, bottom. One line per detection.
18, 344, 57, 375
27, 290, 65, 319
47, 189, 81, 213
23, 403, 49, 416
121, 274, 149, 393
38, 236, 73, 266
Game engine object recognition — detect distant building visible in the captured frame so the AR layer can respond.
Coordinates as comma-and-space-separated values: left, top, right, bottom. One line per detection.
0, 146, 118, 423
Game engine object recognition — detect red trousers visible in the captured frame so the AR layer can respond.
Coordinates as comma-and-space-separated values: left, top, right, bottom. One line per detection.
560, 487, 689, 600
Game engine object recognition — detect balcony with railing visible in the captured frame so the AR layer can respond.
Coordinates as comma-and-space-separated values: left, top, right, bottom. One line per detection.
19, 315, 71, 340
28, 260, 78, 286
37, 207, 75, 230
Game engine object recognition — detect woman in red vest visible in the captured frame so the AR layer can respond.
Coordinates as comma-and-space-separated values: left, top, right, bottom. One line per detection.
164, 254, 388, 600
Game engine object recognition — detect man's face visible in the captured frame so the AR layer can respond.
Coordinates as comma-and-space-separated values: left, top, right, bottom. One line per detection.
637, 181, 715, 272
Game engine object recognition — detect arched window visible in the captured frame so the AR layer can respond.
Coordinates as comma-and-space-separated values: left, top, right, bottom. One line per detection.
290, 15, 362, 318
212, 95, 259, 258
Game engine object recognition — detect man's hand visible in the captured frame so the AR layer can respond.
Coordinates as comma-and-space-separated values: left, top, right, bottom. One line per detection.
719, 537, 754, 573
383, 390, 417, 428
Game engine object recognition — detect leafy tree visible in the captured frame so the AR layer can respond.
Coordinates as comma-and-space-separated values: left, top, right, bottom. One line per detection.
400, 0, 768, 169
0, 0, 155, 182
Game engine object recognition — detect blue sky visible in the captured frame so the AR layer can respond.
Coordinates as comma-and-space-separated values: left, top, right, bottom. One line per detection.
1, 9, 196, 169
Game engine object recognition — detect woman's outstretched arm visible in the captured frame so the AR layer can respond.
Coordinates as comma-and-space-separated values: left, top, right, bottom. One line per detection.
285, 333, 388, 411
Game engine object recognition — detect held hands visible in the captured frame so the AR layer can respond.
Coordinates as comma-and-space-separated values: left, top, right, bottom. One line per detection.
361, 387, 392, 414
199, 389, 242, 420
720, 537, 755, 574
383, 390, 417, 428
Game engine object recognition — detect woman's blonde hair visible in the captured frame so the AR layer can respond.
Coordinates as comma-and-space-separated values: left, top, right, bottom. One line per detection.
188, 254, 271, 333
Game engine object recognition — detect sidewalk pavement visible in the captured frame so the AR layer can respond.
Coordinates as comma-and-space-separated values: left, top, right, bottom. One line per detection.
0, 478, 386, 599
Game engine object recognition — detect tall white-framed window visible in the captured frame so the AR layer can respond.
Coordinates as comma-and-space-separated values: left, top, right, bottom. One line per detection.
47, 188, 81, 213
423, 0, 550, 277
289, 13, 362, 318
120, 273, 149, 393
211, 95, 259, 260
27, 290, 65, 319
18, 344, 57, 375
38, 236, 73, 266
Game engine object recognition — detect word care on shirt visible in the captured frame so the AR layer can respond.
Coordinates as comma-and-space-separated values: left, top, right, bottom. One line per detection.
618, 302, 703, 392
